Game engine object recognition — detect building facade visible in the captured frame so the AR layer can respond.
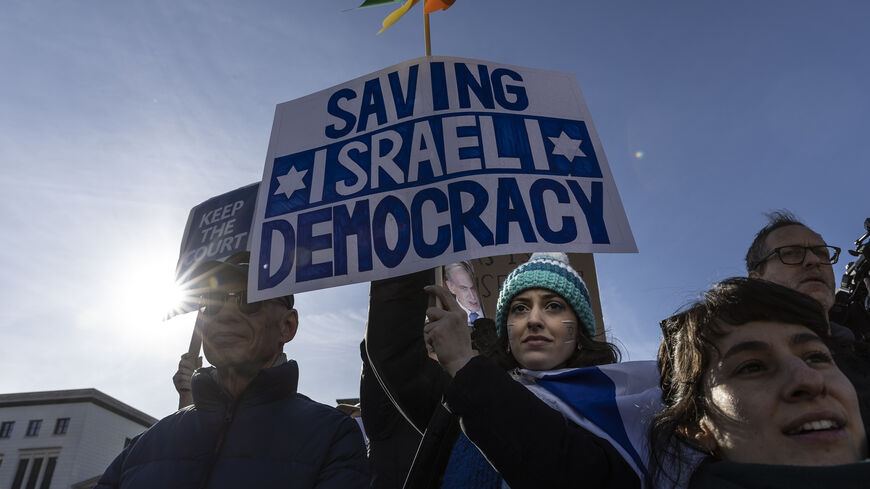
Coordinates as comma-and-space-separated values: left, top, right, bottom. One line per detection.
0, 389, 155, 489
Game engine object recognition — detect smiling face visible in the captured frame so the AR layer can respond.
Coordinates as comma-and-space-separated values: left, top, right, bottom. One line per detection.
505, 288, 579, 371
751, 225, 836, 313
694, 321, 866, 466
200, 276, 296, 374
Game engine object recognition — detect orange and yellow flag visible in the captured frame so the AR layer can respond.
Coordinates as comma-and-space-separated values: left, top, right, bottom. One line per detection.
356, 0, 456, 33
424, 0, 455, 14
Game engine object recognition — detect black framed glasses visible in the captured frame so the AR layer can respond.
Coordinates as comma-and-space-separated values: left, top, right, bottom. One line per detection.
199, 290, 292, 317
755, 245, 841, 268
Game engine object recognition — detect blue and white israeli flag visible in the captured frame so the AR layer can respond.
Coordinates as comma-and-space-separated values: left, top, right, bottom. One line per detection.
516, 361, 702, 488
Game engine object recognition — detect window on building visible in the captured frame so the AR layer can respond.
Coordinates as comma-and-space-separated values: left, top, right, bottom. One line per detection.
39, 457, 57, 489
25, 420, 41, 437
11, 458, 29, 489
0, 421, 14, 438
53, 418, 69, 435
24, 457, 43, 489
11, 450, 60, 489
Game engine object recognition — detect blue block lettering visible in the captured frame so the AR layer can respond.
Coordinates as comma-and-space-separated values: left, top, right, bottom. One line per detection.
357, 78, 388, 133
258, 219, 295, 290
372, 196, 411, 268
333, 200, 373, 276
448, 180, 494, 251
495, 178, 536, 245
389, 65, 418, 120
325, 88, 357, 139
567, 180, 610, 244
530, 179, 577, 244
411, 188, 451, 258
296, 208, 333, 282
430, 62, 449, 111
491, 69, 528, 111
456, 63, 494, 109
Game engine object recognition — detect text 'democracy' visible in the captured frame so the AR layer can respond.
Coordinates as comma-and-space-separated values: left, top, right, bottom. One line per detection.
249, 56, 636, 300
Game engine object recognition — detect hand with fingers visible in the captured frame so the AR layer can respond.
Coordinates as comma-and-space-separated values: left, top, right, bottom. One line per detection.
423, 284, 478, 377
173, 352, 202, 408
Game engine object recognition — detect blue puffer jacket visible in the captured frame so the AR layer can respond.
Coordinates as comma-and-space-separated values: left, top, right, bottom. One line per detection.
96, 360, 370, 489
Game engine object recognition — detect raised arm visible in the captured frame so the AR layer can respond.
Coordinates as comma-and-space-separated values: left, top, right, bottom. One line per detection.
364, 269, 450, 432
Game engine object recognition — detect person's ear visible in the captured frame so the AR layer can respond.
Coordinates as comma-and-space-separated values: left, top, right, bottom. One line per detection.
748, 269, 762, 280
278, 309, 298, 344
679, 418, 718, 455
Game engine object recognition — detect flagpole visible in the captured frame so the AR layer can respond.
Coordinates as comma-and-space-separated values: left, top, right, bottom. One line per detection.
424, 11, 431, 56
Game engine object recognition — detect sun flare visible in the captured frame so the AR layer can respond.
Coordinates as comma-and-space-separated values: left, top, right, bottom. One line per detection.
111, 264, 189, 327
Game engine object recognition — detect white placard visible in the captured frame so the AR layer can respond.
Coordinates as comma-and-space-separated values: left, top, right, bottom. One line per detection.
249, 56, 636, 301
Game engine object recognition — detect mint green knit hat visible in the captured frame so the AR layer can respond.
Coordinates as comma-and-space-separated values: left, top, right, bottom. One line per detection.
495, 252, 596, 338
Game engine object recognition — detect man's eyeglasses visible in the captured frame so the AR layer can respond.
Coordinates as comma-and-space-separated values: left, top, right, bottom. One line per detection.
199, 290, 291, 317
754, 245, 841, 269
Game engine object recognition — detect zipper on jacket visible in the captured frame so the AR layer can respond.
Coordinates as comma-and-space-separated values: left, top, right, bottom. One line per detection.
198, 398, 240, 489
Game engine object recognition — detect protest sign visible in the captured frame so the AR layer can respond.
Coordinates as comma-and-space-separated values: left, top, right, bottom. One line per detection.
175, 182, 259, 286
250, 56, 636, 301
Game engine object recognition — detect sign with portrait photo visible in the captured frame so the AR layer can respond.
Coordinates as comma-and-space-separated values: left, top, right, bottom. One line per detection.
441, 261, 486, 325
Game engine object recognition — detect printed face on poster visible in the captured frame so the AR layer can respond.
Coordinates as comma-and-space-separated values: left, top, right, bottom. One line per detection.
442, 261, 484, 325
249, 56, 636, 301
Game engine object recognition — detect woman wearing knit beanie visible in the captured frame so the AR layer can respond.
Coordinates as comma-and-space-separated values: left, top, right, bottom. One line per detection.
364, 252, 641, 489
421, 252, 638, 489
425, 252, 619, 374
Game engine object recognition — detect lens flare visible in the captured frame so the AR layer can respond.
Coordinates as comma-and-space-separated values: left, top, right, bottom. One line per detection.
634, 151, 644, 159
112, 264, 190, 324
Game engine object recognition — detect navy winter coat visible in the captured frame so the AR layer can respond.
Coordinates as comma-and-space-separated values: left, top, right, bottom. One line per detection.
96, 360, 369, 489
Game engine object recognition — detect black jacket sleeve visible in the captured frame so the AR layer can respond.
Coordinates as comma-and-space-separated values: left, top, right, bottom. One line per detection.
359, 340, 423, 489
444, 356, 641, 489
364, 270, 449, 433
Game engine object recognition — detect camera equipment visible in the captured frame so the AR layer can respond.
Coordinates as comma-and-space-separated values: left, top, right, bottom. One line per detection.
831, 218, 870, 338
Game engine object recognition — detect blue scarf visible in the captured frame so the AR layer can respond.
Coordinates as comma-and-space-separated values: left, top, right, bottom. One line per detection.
440, 432, 502, 489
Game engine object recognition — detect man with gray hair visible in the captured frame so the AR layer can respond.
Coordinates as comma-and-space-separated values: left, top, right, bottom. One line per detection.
443, 261, 484, 325
97, 252, 369, 489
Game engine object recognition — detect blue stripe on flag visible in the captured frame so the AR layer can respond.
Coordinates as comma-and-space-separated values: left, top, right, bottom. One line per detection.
537, 367, 649, 478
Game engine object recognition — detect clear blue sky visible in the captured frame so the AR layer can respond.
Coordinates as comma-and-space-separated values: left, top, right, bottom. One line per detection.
1, 0, 867, 419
